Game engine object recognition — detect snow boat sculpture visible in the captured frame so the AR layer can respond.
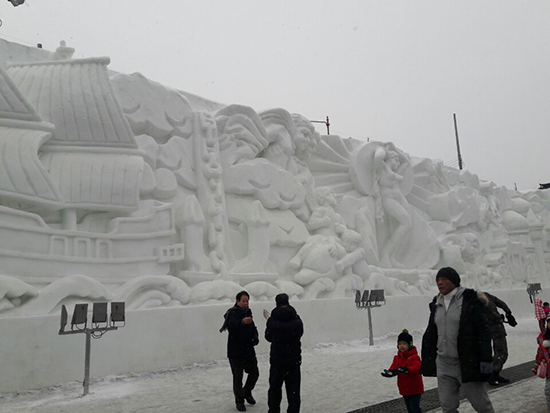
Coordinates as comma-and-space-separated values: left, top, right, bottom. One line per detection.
0, 40, 549, 316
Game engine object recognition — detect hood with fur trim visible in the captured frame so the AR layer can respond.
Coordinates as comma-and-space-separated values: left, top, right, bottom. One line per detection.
436, 287, 489, 307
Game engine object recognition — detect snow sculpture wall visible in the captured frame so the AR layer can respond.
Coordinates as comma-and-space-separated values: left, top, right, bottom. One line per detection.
1, 40, 550, 317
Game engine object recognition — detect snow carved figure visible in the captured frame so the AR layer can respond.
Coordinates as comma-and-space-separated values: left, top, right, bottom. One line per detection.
289, 113, 321, 187
219, 106, 306, 211
439, 233, 477, 274
216, 104, 269, 170
349, 142, 440, 269
305, 186, 347, 237
373, 145, 413, 267
338, 229, 371, 281
259, 108, 296, 170
290, 235, 347, 286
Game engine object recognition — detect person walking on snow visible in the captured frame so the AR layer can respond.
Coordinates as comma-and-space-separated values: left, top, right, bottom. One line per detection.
265, 293, 304, 413
483, 292, 517, 386
220, 291, 260, 412
532, 317, 550, 411
381, 329, 424, 413
535, 298, 546, 333
420, 267, 494, 413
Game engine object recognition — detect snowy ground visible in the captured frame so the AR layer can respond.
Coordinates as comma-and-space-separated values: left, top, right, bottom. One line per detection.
0, 314, 543, 413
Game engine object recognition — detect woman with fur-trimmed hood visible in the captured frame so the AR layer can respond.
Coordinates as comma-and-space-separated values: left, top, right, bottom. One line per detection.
420, 267, 495, 413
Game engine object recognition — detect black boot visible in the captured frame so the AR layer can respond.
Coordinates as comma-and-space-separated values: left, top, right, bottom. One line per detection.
244, 393, 256, 405
497, 373, 510, 384
487, 372, 499, 386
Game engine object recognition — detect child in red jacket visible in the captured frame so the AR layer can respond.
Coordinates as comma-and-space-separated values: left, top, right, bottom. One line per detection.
381, 329, 424, 413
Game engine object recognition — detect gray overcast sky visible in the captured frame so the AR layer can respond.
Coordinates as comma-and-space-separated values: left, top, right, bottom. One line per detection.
1, 0, 549, 191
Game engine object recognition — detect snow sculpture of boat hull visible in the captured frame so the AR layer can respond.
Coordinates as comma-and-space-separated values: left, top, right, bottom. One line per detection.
0, 203, 183, 287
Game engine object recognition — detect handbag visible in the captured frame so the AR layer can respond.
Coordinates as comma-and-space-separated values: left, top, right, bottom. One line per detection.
538, 342, 550, 378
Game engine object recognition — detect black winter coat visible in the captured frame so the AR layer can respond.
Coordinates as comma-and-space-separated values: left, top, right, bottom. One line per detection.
224, 305, 259, 359
420, 288, 492, 383
484, 292, 511, 340
265, 305, 304, 366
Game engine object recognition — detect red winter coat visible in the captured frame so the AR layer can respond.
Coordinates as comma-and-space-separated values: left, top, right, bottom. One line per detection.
389, 346, 424, 396
534, 333, 550, 377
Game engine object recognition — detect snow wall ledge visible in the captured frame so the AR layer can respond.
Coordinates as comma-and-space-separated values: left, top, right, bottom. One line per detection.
0, 288, 537, 393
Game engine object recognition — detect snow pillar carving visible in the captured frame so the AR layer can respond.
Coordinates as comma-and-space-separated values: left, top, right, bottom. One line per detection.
179, 195, 212, 273
231, 200, 271, 274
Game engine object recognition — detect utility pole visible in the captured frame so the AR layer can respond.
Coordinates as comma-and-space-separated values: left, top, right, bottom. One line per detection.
453, 113, 463, 170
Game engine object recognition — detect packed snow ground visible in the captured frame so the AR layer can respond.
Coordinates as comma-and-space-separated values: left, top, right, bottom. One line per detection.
0, 314, 543, 413
431, 378, 547, 413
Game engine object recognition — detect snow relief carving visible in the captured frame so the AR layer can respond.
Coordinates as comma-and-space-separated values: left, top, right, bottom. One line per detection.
0, 41, 550, 316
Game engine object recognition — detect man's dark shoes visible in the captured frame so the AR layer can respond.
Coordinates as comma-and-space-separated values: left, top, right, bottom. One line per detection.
497, 374, 510, 384
236, 402, 246, 411
245, 394, 256, 405
487, 373, 499, 386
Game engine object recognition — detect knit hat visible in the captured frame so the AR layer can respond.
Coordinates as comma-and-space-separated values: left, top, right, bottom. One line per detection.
275, 293, 289, 307
397, 329, 413, 348
436, 267, 461, 287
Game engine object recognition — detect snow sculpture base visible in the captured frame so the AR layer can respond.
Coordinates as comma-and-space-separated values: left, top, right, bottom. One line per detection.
0, 289, 535, 393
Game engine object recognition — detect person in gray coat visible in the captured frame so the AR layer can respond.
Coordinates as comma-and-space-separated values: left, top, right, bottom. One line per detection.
421, 267, 494, 413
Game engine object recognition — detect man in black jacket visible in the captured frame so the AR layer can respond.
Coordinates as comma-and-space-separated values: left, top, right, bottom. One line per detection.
484, 292, 517, 385
265, 293, 304, 413
421, 267, 494, 413
222, 291, 260, 412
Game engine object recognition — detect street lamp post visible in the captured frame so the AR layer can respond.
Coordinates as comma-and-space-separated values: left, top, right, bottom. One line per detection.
527, 283, 542, 303
59, 302, 125, 396
310, 116, 330, 135
355, 289, 386, 346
